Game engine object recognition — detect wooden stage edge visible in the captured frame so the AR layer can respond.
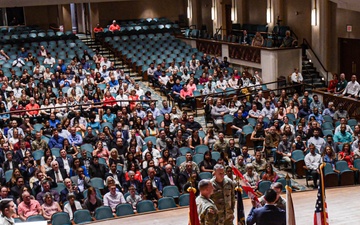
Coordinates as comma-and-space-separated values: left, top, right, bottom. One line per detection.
93, 186, 359, 225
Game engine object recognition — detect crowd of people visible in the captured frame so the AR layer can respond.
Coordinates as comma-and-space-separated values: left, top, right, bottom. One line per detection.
0, 21, 357, 224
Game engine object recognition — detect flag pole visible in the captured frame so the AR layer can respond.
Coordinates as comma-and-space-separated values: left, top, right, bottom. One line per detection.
319, 163, 326, 222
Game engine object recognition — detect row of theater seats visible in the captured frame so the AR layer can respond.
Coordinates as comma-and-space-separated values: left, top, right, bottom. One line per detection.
0, 30, 77, 44
0, 39, 95, 77
15, 195, 190, 224
104, 32, 203, 73
97, 17, 181, 37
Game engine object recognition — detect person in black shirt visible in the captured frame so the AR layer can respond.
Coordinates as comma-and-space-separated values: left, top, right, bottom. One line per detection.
185, 115, 202, 132
231, 109, 247, 146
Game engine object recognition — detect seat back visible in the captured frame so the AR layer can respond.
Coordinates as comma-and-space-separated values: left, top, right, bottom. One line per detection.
73, 209, 93, 224
335, 161, 351, 172
90, 177, 105, 189
95, 206, 114, 220
116, 203, 135, 217
324, 163, 335, 175
5, 170, 13, 182
199, 172, 212, 180
211, 151, 220, 161
180, 147, 192, 155
51, 183, 66, 193
27, 215, 45, 222
291, 150, 304, 162
137, 200, 156, 213
193, 154, 203, 165
158, 197, 177, 210
179, 193, 190, 206
176, 156, 186, 166
51, 212, 71, 225
257, 180, 271, 194
354, 159, 360, 170
162, 185, 180, 198
195, 145, 209, 154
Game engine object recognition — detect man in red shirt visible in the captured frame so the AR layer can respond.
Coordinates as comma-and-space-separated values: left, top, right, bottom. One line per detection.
109, 20, 120, 32
25, 97, 40, 124
93, 23, 104, 33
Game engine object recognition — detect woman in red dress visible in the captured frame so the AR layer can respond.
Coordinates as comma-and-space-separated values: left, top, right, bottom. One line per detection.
128, 89, 139, 111
327, 73, 338, 93
338, 143, 354, 168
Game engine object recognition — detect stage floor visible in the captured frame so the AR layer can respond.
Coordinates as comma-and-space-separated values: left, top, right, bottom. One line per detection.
93, 186, 359, 225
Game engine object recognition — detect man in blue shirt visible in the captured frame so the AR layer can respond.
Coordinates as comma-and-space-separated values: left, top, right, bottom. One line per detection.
68, 127, 83, 147
172, 78, 182, 102
333, 124, 353, 144
49, 113, 60, 128
48, 129, 64, 149
102, 108, 116, 124
160, 100, 172, 115
153, 64, 162, 87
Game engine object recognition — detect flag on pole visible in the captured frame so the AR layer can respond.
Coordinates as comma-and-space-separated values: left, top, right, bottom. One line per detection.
286, 185, 296, 225
314, 163, 329, 225
235, 186, 246, 225
232, 165, 260, 204
188, 187, 200, 225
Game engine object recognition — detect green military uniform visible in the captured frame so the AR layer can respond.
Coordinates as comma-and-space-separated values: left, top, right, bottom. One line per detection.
210, 177, 235, 225
196, 195, 218, 225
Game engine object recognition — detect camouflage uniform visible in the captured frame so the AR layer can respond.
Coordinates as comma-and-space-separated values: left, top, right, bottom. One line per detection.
196, 195, 219, 225
210, 177, 235, 225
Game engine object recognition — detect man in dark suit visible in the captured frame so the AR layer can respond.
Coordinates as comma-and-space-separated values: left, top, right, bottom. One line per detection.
161, 164, 179, 189
46, 74, 60, 89
88, 156, 107, 179
246, 189, 286, 225
240, 30, 251, 45
10, 176, 27, 202
105, 162, 124, 191
46, 161, 68, 187
56, 149, 73, 175
123, 170, 142, 194
60, 178, 84, 204
70, 168, 91, 192
3, 151, 18, 172
178, 161, 199, 189
143, 167, 163, 192
14, 141, 28, 163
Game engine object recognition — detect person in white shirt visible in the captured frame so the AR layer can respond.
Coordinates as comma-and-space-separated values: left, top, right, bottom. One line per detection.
134, 83, 144, 97
103, 184, 126, 212
261, 101, 275, 120
343, 74, 360, 97
100, 57, 111, 68
142, 141, 161, 166
43, 53, 55, 67
179, 61, 189, 74
12, 81, 23, 99
166, 61, 179, 74
304, 144, 322, 188
228, 74, 239, 88
116, 88, 129, 108
216, 76, 228, 91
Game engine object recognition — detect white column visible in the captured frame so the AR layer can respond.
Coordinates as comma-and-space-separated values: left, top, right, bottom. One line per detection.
212, 0, 222, 35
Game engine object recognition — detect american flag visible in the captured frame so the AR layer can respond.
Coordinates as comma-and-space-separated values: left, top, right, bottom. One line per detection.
314, 163, 329, 225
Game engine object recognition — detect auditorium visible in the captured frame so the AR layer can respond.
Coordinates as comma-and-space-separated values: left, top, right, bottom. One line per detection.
0, 0, 358, 224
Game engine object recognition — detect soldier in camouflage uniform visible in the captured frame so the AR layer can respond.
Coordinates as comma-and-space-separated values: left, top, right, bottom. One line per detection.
210, 164, 235, 225
196, 179, 218, 225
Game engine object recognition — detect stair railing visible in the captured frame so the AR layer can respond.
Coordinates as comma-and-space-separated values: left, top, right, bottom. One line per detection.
303, 38, 329, 85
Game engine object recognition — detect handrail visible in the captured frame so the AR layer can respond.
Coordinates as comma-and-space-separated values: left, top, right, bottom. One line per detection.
303, 38, 329, 84
0, 99, 156, 116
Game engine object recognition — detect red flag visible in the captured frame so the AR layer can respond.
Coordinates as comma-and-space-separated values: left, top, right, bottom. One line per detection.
314, 163, 329, 225
188, 187, 200, 225
232, 165, 260, 203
